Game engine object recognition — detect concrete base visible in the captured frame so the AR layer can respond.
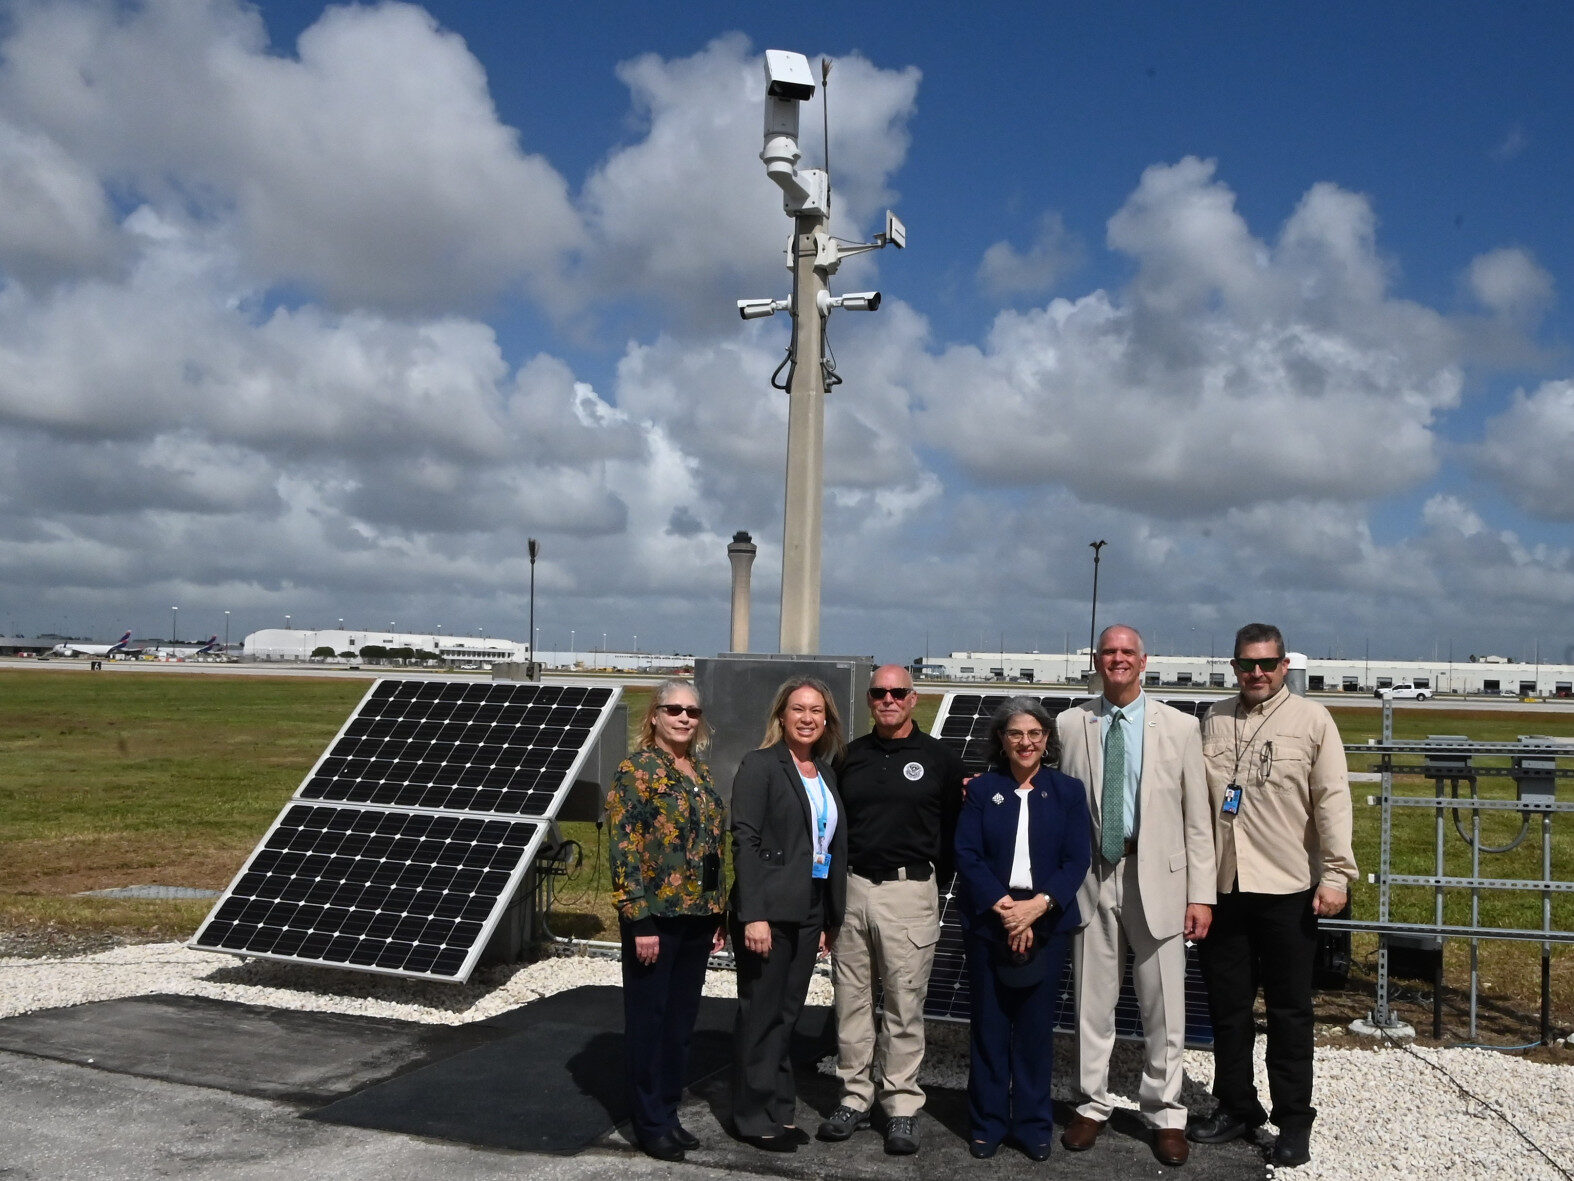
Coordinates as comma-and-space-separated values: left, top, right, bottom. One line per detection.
1348, 1015, 1416, 1040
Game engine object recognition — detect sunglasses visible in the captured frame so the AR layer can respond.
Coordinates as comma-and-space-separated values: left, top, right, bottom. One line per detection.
868, 686, 912, 700
1233, 657, 1284, 673
657, 704, 703, 719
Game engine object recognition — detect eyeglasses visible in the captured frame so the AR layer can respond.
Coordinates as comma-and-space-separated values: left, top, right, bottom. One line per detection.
1003, 728, 1045, 742
657, 704, 703, 719
868, 686, 912, 700
1233, 657, 1284, 673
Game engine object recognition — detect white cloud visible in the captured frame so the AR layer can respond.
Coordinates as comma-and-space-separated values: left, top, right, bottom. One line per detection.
0, 0, 584, 312
0, 116, 122, 286
1476, 380, 1574, 519
1464, 246, 1553, 324
977, 211, 1081, 299
912, 159, 1462, 515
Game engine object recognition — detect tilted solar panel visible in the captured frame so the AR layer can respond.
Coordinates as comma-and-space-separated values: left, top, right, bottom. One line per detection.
190, 678, 622, 982
923, 690, 1215, 1045
297, 680, 616, 817
193, 802, 550, 980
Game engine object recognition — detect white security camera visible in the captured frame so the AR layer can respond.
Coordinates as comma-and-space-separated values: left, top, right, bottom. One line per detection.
764, 50, 815, 101
815, 290, 882, 314
760, 50, 827, 217
738, 298, 791, 320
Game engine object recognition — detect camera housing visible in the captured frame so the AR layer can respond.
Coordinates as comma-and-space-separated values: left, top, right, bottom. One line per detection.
738, 298, 791, 320
815, 290, 882, 315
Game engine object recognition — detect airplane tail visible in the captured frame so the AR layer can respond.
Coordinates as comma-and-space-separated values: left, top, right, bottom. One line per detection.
193, 636, 220, 654
107, 631, 132, 653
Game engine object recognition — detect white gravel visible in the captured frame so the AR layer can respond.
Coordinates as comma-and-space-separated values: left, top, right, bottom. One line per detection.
1, 943, 1569, 1179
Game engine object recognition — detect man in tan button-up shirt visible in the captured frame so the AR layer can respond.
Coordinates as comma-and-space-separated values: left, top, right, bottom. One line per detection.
1189, 623, 1355, 1170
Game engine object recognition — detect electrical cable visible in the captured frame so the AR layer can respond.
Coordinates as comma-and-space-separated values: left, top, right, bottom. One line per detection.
1450, 777, 1529, 854
1380, 1028, 1574, 1179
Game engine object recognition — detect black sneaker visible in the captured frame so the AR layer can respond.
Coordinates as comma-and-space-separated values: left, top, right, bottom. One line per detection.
885, 1115, 920, 1155
817, 1105, 871, 1141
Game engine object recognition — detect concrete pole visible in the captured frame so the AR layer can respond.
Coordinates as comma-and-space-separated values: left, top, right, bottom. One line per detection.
727, 531, 758, 652
779, 213, 828, 655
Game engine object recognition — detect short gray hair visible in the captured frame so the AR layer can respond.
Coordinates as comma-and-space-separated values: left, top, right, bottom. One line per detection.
987, 696, 1056, 772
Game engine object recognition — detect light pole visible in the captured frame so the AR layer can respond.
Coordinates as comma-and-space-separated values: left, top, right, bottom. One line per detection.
224, 610, 230, 651
527, 538, 539, 666
337, 618, 343, 631
171, 606, 178, 644
570, 630, 575, 667
284, 613, 290, 631
1087, 540, 1107, 677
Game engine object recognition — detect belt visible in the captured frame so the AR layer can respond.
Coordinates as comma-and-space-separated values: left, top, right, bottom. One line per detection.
855, 863, 933, 883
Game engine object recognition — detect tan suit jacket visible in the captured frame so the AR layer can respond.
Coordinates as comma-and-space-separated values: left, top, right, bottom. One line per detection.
1057, 695, 1216, 939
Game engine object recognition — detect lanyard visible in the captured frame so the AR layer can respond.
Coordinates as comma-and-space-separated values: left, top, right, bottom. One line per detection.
801, 768, 830, 856
1232, 692, 1288, 785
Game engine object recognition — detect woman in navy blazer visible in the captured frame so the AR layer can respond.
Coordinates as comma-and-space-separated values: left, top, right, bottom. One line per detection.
954, 696, 1091, 1160
728, 676, 849, 1151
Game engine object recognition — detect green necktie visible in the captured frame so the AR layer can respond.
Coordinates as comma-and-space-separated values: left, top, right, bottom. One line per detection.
1101, 709, 1127, 862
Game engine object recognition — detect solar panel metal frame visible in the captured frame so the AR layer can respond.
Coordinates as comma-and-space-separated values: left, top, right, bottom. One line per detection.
189, 678, 622, 983
924, 689, 1217, 1046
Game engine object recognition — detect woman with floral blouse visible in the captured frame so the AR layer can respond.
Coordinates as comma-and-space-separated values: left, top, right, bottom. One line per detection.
606, 679, 727, 1163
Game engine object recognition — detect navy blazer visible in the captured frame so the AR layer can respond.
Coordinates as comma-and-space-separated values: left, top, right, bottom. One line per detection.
730, 742, 848, 928
954, 765, 1091, 940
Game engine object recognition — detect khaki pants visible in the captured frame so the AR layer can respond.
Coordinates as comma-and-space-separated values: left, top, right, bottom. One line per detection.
831, 872, 941, 1117
1072, 853, 1188, 1130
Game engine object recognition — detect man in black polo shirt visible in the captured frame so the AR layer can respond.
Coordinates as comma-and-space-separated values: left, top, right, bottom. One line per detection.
816, 664, 965, 1156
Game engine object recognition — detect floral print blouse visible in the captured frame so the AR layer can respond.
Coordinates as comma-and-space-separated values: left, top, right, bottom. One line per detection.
606, 745, 726, 933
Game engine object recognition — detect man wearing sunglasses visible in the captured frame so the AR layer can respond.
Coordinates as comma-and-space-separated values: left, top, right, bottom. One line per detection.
816, 665, 966, 1156
1190, 623, 1356, 1169
1056, 624, 1215, 1167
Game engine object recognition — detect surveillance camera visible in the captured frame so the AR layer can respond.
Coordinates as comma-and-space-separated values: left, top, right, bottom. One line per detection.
738, 298, 789, 320
816, 290, 882, 315
763, 50, 815, 101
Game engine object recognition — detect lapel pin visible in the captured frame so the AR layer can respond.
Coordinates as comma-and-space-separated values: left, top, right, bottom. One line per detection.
991, 792, 1005, 805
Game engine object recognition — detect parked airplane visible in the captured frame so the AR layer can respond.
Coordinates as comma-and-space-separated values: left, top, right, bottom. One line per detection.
150, 636, 222, 659
50, 631, 141, 658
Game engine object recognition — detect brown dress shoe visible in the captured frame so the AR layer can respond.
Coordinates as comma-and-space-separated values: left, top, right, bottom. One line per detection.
1060, 1114, 1105, 1152
1154, 1128, 1190, 1166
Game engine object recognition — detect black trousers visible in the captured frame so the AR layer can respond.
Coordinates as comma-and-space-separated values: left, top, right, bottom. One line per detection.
620, 914, 720, 1143
729, 887, 825, 1137
1197, 887, 1318, 1132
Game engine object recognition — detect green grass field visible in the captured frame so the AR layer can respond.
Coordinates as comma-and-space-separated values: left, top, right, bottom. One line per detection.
1, 669, 1567, 1041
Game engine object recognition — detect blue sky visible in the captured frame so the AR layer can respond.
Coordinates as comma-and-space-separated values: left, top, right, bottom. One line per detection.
1, 0, 1571, 664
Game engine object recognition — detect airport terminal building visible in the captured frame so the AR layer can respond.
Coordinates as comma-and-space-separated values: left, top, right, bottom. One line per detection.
922, 649, 1574, 697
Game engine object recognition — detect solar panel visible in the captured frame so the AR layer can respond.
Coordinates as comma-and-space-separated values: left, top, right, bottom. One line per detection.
191, 679, 621, 982
193, 803, 550, 980
923, 690, 1215, 1045
297, 680, 617, 817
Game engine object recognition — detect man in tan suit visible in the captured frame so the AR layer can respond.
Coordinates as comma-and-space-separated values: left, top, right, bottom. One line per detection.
1056, 625, 1215, 1167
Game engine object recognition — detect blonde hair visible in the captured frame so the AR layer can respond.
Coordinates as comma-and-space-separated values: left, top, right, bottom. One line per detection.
637, 678, 711, 754
758, 675, 846, 762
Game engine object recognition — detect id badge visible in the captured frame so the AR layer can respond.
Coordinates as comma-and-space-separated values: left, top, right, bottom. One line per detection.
812, 852, 831, 880
1221, 784, 1242, 816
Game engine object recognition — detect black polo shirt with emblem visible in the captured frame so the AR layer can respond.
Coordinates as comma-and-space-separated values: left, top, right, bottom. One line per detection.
835, 726, 966, 884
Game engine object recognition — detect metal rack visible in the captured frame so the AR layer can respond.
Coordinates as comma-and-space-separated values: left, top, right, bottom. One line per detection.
1323, 701, 1573, 1042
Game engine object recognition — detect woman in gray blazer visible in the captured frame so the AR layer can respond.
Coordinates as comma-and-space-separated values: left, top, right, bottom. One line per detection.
728, 676, 848, 1151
